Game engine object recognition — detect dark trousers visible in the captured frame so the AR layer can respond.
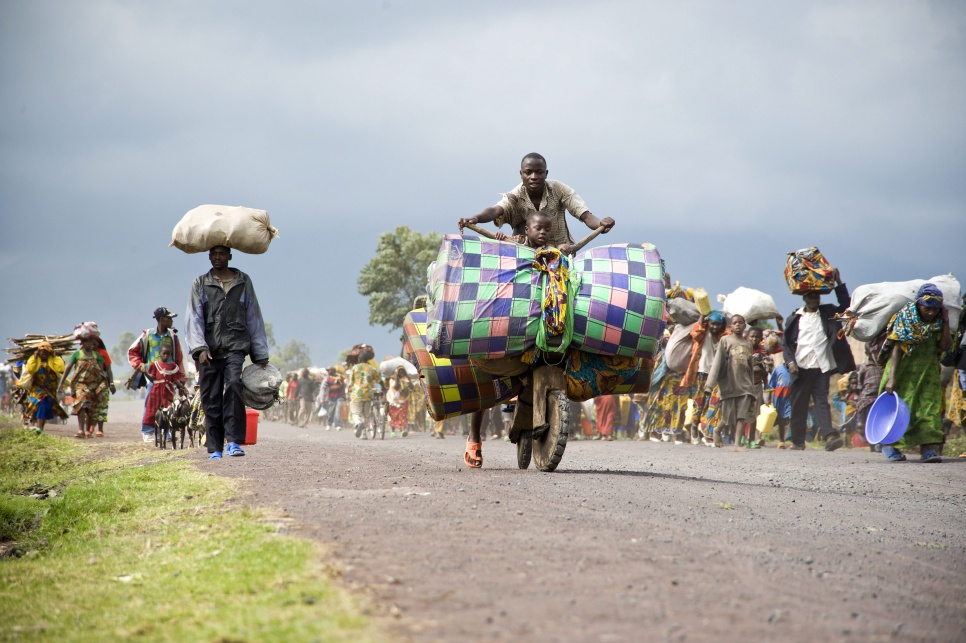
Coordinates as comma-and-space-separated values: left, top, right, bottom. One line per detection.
200, 351, 246, 453
790, 367, 834, 445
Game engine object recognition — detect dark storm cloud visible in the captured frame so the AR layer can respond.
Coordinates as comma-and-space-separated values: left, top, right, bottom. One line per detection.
1, 0, 964, 366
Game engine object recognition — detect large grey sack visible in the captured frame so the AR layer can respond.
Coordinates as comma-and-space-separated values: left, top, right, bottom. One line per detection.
667, 299, 700, 325
665, 323, 696, 373
242, 363, 283, 395
241, 363, 283, 410
848, 274, 961, 342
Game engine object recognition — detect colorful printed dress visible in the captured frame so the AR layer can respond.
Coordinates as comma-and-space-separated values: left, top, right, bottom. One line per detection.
386, 379, 411, 430
142, 362, 185, 427
880, 332, 944, 449
18, 354, 68, 422
407, 381, 426, 430
94, 347, 112, 423
642, 353, 692, 437
67, 349, 109, 416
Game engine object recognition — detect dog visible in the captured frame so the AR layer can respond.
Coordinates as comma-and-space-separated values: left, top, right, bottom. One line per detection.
155, 392, 191, 450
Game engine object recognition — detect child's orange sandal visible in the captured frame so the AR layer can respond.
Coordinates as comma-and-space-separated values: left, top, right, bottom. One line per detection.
464, 441, 483, 468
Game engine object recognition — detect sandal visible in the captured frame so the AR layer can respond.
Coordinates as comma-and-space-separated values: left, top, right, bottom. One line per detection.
75, 430, 86, 438
463, 441, 483, 468
95, 431, 104, 437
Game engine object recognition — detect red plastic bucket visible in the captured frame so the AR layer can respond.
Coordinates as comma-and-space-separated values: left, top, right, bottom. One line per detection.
243, 409, 259, 446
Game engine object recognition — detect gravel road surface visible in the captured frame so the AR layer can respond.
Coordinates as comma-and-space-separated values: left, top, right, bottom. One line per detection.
58, 401, 966, 642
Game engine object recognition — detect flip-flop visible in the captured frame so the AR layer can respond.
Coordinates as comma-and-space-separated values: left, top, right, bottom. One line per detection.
95, 431, 104, 437
463, 441, 482, 468
225, 443, 246, 457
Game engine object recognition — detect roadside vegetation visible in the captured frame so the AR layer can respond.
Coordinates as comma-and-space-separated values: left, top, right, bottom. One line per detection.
0, 414, 386, 642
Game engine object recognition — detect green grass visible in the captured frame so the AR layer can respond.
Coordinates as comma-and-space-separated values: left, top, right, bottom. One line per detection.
0, 416, 389, 642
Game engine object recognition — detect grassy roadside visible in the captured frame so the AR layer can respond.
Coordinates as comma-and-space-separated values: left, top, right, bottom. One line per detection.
0, 415, 389, 642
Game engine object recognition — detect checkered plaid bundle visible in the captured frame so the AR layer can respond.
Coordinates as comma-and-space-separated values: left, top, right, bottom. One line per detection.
426, 236, 666, 360
570, 243, 666, 359
404, 309, 522, 421
426, 235, 542, 359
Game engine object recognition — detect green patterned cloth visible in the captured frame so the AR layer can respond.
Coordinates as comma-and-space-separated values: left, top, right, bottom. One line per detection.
880, 332, 944, 448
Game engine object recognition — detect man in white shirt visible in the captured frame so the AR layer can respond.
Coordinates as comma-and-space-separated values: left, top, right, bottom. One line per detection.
781, 271, 855, 451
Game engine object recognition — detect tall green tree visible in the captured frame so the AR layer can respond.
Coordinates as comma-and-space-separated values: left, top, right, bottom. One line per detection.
357, 226, 441, 331
110, 331, 138, 371
270, 338, 312, 375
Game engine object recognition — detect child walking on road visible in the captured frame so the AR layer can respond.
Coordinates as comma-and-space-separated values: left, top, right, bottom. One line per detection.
142, 344, 187, 439
704, 314, 757, 449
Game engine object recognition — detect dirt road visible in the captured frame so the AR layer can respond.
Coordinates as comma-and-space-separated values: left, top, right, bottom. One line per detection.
59, 401, 966, 642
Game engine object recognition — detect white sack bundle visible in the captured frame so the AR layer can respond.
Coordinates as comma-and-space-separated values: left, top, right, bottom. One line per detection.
379, 356, 419, 378
844, 274, 961, 342
717, 287, 780, 323
170, 204, 279, 254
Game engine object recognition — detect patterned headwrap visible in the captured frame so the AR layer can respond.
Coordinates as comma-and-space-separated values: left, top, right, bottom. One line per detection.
707, 310, 726, 324
886, 300, 943, 354
915, 283, 944, 309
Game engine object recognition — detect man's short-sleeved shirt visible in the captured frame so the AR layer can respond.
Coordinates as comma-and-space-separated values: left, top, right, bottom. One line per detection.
346, 363, 381, 402
493, 180, 590, 246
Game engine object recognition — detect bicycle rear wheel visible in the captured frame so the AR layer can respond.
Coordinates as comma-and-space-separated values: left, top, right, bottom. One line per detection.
367, 404, 379, 440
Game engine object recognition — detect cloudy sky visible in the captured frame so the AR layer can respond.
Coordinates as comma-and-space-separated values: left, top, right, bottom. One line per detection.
2, 0, 964, 368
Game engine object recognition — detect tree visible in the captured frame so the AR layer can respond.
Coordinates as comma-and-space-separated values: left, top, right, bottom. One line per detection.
271, 338, 312, 375
264, 321, 279, 351
357, 226, 441, 332
111, 331, 137, 371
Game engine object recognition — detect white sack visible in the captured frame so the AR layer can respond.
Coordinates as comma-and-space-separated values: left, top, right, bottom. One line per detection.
170, 204, 279, 254
667, 298, 700, 325
379, 356, 419, 378
665, 322, 696, 373
718, 287, 780, 323
847, 274, 961, 342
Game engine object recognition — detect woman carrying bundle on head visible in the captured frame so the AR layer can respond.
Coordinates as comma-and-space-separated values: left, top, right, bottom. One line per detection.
879, 283, 952, 463
58, 329, 110, 438
18, 340, 69, 434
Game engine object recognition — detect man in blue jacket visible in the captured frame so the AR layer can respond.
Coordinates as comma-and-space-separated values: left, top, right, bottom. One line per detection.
185, 245, 269, 459
782, 270, 856, 451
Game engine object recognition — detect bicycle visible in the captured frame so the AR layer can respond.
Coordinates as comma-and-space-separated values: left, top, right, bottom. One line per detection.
367, 401, 385, 440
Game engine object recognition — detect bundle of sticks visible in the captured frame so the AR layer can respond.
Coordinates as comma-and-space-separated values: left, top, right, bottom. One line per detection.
5, 334, 77, 363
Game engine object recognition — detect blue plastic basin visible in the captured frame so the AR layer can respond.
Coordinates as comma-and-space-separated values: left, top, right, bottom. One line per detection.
865, 392, 910, 445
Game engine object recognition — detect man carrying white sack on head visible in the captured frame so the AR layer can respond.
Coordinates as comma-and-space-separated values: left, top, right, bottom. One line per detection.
185, 245, 269, 460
